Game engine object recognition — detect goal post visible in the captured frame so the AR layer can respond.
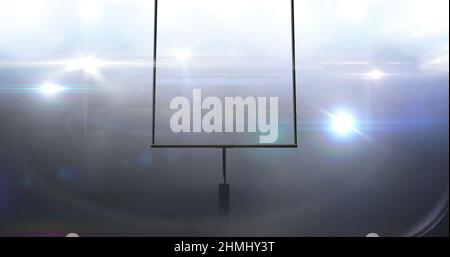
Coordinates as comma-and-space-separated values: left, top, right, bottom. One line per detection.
151, 0, 298, 148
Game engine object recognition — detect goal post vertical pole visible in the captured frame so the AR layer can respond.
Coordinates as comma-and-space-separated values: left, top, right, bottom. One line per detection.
219, 148, 230, 217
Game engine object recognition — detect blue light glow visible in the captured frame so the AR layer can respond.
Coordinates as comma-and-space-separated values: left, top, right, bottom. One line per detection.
39, 83, 65, 96
330, 111, 358, 137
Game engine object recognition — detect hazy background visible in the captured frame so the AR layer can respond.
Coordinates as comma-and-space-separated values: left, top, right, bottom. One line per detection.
0, 0, 448, 236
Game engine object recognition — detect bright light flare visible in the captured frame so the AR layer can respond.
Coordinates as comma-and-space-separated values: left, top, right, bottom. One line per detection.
0, 0, 44, 26
78, 0, 103, 23
173, 49, 192, 62
404, 0, 449, 37
340, 0, 368, 23
331, 111, 358, 136
65, 56, 104, 75
367, 69, 385, 80
40, 83, 65, 96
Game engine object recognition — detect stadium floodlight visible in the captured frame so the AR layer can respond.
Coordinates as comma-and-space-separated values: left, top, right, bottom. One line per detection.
340, 0, 367, 23
78, 0, 103, 23
2, 0, 43, 26
173, 49, 192, 62
367, 69, 385, 80
65, 56, 104, 75
330, 111, 358, 136
40, 83, 65, 96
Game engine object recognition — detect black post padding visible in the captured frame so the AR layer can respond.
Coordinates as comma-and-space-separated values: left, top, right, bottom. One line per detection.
219, 183, 230, 217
